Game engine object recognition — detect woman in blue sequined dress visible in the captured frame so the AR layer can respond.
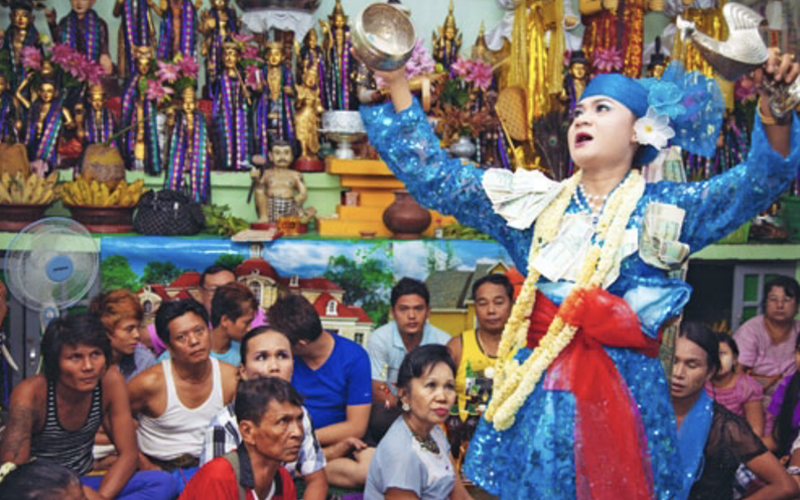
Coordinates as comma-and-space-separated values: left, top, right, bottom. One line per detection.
359, 49, 799, 500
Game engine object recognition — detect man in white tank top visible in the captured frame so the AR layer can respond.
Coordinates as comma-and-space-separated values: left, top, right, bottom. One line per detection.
128, 299, 239, 492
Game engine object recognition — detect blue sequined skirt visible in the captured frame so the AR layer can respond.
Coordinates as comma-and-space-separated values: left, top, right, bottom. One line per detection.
463, 347, 683, 500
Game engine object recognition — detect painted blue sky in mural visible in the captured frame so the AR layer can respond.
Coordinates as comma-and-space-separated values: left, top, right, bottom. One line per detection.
101, 236, 514, 282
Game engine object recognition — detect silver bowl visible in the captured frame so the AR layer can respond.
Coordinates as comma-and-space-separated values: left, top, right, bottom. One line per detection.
351, 3, 416, 72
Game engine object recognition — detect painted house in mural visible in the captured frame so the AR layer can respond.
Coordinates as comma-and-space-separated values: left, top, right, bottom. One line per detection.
424, 261, 510, 335
138, 256, 374, 346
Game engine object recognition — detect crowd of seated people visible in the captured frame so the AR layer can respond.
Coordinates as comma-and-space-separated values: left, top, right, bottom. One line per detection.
2, 268, 799, 500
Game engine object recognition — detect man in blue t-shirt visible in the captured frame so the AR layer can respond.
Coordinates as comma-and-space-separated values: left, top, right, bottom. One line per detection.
268, 294, 374, 489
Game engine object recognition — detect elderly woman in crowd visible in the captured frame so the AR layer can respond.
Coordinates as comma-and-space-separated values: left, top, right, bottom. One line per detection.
365, 345, 473, 500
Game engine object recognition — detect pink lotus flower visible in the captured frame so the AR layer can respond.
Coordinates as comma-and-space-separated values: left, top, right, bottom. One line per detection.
82, 59, 105, 85
405, 39, 435, 79
178, 55, 200, 78
468, 60, 493, 90
21, 46, 42, 70
232, 33, 254, 44
450, 57, 472, 78
145, 79, 174, 101
593, 47, 624, 74
50, 44, 75, 66
156, 61, 180, 83
242, 44, 261, 61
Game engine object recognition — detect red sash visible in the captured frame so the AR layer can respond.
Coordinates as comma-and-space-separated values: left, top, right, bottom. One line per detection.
527, 289, 660, 500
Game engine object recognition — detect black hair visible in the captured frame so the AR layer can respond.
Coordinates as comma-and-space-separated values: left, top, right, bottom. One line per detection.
234, 377, 303, 424
717, 332, 739, 358
41, 313, 111, 383
390, 277, 430, 308
776, 334, 800, 456
677, 322, 720, 376
0, 462, 81, 500
396, 344, 457, 391
200, 264, 235, 289
471, 273, 514, 301
240, 326, 292, 363
761, 276, 800, 312
267, 294, 322, 344
210, 282, 257, 328
155, 299, 209, 346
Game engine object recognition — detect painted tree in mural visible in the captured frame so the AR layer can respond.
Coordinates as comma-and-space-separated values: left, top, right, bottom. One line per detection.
142, 261, 183, 285
323, 254, 394, 325
215, 253, 245, 270
102, 256, 141, 292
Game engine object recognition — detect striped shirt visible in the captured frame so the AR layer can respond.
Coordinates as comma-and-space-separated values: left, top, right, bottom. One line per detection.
31, 381, 103, 475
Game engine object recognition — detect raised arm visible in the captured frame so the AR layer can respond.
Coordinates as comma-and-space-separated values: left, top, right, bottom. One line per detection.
659, 51, 800, 252
359, 65, 529, 257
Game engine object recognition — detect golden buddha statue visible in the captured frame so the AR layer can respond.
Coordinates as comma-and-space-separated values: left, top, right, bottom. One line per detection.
432, 0, 462, 69
294, 62, 324, 172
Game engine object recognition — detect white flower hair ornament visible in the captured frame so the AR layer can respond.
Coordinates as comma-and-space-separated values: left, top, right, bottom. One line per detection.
634, 107, 675, 151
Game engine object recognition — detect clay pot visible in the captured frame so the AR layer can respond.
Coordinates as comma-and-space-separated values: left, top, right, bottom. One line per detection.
66, 204, 134, 233
81, 144, 126, 191
0, 143, 30, 178
0, 203, 51, 231
382, 190, 431, 239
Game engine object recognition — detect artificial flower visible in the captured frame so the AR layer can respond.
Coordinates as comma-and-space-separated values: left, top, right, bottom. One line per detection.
20, 46, 42, 70
634, 107, 675, 150
242, 44, 261, 61
232, 33, 254, 44
647, 81, 686, 119
178, 55, 200, 78
50, 44, 73, 66
145, 79, 173, 101
156, 61, 180, 83
593, 47, 624, 73
450, 57, 472, 78
468, 60, 494, 90
405, 39, 435, 80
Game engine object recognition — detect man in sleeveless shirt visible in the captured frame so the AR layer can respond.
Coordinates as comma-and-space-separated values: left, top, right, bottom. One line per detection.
447, 274, 513, 411
128, 299, 239, 493
0, 313, 176, 500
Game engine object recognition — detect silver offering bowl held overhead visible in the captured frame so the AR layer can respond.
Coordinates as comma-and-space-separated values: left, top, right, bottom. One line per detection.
351, 3, 416, 72
321, 111, 367, 159
677, 2, 800, 119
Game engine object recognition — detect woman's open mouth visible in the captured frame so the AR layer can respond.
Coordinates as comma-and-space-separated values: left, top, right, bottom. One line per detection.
575, 132, 593, 147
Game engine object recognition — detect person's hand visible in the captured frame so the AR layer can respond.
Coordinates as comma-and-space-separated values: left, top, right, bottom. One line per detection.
342, 437, 368, 452
751, 47, 800, 92
83, 486, 107, 500
100, 54, 113, 75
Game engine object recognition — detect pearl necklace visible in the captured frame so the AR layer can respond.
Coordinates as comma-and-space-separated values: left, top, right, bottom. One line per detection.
573, 183, 609, 227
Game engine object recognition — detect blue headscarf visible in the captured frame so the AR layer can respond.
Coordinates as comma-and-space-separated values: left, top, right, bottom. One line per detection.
579, 63, 726, 165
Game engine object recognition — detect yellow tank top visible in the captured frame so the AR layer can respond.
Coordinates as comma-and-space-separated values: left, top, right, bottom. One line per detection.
454, 329, 497, 411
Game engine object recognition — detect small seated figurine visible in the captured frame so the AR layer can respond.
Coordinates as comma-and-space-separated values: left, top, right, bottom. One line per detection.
250, 141, 308, 226
559, 50, 591, 110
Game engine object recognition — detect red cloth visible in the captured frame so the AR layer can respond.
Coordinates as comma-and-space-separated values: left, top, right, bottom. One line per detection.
179, 458, 296, 500
527, 289, 660, 500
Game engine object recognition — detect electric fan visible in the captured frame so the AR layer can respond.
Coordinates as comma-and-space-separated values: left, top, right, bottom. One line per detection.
4, 217, 100, 331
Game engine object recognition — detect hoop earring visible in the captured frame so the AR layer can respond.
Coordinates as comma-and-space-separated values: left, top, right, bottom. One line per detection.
402, 402, 410, 412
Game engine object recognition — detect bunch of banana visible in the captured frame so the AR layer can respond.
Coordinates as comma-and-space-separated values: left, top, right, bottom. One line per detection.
0, 171, 59, 205
58, 176, 147, 207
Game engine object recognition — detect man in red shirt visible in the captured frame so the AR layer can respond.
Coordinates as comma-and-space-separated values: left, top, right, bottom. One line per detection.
180, 377, 303, 500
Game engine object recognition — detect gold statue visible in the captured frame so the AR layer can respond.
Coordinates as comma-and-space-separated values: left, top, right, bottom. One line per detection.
432, 0, 462, 69
114, 0, 157, 81
76, 83, 117, 144
16, 61, 75, 168
294, 62, 324, 172
319, 0, 354, 110
250, 141, 309, 224
199, 0, 241, 85
559, 50, 590, 108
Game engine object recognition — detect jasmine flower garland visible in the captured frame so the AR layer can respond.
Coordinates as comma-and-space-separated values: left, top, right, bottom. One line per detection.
486, 169, 646, 431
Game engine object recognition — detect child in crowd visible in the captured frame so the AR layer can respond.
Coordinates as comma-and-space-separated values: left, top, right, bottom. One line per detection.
706, 332, 764, 437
